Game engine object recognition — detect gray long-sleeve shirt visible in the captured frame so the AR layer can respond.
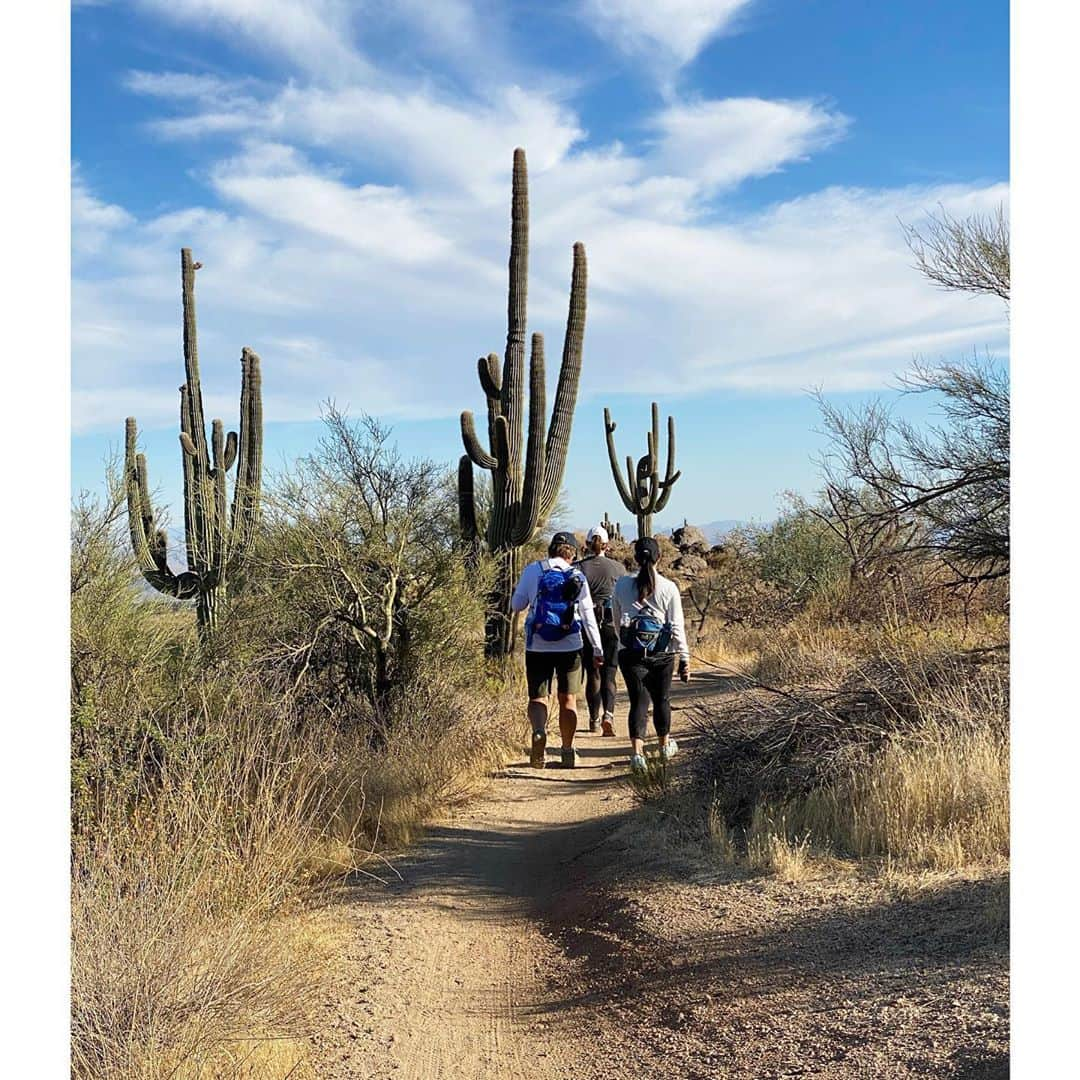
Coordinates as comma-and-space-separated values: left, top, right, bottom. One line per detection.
612, 571, 690, 664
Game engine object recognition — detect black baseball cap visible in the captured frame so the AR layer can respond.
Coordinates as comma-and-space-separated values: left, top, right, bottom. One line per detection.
550, 530, 578, 550
634, 536, 660, 563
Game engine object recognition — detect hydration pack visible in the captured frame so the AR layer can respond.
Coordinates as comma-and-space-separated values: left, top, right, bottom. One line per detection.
619, 608, 673, 657
528, 562, 583, 647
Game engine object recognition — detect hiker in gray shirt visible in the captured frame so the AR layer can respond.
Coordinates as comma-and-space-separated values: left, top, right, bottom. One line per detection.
574, 525, 624, 735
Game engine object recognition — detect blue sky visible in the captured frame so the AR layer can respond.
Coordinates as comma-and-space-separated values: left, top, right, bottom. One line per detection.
71, 0, 1009, 531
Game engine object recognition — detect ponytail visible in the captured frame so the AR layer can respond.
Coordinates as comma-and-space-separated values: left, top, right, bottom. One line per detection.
632, 536, 661, 602
635, 561, 657, 602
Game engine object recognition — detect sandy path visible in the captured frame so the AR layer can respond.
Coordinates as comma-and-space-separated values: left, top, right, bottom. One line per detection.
310, 671, 1008, 1078
312, 676, 726, 1079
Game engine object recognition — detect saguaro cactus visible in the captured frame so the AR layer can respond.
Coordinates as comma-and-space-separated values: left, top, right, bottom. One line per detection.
458, 147, 588, 656
601, 513, 623, 541
125, 248, 263, 644
604, 402, 681, 538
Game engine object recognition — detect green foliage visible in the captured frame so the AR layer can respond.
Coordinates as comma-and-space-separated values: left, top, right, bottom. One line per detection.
754, 495, 848, 601
240, 410, 492, 725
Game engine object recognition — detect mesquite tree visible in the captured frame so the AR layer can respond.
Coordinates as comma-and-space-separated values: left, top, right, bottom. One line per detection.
125, 248, 263, 643
604, 402, 681, 538
458, 148, 588, 656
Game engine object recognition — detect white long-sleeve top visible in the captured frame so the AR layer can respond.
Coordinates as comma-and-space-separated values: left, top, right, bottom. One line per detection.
511, 557, 603, 654
612, 571, 690, 664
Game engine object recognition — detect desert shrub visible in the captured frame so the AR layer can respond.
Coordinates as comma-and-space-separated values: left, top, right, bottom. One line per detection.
690, 630, 1008, 871
753, 494, 848, 602
236, 410, 491, 728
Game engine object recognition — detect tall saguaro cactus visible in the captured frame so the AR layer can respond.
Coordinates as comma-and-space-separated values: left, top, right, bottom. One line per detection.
604, 402, 681, 539
125, 248, 264, 644
458, 148, 588, 657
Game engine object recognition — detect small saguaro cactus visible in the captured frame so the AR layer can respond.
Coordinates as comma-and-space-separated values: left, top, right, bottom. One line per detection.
604, 402, 681, 539
601, 513, 623, 541
458, 147, 588, 657
125, 248, 264, 644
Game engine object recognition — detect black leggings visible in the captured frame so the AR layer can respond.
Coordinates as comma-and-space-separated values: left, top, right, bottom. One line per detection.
618, 652, 675, 741
582, 623, 619, 720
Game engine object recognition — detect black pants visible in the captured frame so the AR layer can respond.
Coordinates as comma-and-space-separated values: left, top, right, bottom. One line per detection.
618, 651, 675, 741
582, 622, 619, 720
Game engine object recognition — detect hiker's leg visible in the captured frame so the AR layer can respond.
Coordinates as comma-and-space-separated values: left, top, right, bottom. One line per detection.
525, 652, 555, 735
645, 658, 675, 746
556, 651, 583, 748
527, 697, 549, 735
618, 653, 649, 756
582, 640, 601, 723
600, 624, 619, 715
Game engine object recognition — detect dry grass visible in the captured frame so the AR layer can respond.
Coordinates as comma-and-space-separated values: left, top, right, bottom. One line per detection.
690, 607, 1009, 877
71, 662, 519, 1079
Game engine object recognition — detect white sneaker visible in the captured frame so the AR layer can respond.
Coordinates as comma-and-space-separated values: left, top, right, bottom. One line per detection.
630, 754, 647, 774
660, 739, 678, 762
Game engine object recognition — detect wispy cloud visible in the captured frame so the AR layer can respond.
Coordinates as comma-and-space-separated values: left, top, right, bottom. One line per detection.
131, 0, 370, 82
582, 0, 755, 69
652, 97, 851, 189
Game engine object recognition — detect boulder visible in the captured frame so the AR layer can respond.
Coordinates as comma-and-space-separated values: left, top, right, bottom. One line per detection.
672, 553, 708, 576
673, 524, 709, 554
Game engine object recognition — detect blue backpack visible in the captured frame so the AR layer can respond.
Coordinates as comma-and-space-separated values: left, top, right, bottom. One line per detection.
619, 607, 674, 657
527, 561, 583, 647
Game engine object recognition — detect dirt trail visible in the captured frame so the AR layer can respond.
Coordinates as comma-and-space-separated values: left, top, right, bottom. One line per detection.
310, 673, 1008, 1079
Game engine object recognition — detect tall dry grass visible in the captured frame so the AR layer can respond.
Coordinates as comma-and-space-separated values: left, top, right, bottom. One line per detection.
692, 601, 1008, 876
72, 663, 518, 1078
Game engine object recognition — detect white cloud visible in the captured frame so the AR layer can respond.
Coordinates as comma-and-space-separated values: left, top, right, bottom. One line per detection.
208, 142, 454, 265
653, 97, 850, 188
131, 0, 369, 82
72, 169, 135, 257
583, 0, 754, 67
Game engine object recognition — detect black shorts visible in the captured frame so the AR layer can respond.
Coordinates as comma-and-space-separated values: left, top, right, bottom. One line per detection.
526, 650, 583, 699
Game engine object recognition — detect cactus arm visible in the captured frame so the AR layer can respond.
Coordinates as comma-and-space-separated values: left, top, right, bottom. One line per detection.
604, 408, 635, 509
539, 241, 587, 515
457, 455, 478, 543
229, 347, 263, 565
223, 431, 238, 472
179, 385, 200, 574
501, 147, 529, 504
478, 353, 502, 401
510, 333, 547, 546
211, 419, 227, 567
654, 414, 681, 512
124, 417, 189, 598
461, 411, 498, 470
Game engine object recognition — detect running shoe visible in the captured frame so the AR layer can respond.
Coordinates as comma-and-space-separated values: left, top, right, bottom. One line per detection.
530, 731, 547, 768
660, 739, 679, 763
588, 716, 599, 734
561, 746, 578, 769
629, 753, 647, 774
601, 712, 616, 737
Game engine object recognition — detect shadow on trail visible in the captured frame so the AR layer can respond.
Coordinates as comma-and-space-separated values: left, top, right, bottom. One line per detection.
534, 873, 1009, 1015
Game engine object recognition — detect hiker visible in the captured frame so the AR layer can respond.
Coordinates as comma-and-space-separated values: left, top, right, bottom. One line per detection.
612, 536, 690, 773
574, 525, 624, 735
511, 531, 604, 769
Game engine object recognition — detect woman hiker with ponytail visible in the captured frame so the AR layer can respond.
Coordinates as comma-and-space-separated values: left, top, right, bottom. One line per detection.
612, 537, 690, 773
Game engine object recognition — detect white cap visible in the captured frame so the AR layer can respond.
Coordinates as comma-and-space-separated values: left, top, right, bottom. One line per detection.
586, 525, 609, 543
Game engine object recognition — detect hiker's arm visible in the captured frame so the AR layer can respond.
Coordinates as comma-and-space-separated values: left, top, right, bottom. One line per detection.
669, 587, 690, 666
510, 564, 534, 612
578, 579, 603, 654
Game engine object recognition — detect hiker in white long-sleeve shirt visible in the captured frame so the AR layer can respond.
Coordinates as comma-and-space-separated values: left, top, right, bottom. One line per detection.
511, 531, 603, 770
612, 536, 690, 773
